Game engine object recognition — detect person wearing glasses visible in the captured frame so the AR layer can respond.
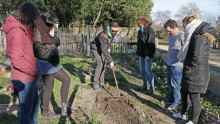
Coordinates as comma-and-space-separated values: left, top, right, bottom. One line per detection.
136, 16, 156, 95
91, 22, 119, 91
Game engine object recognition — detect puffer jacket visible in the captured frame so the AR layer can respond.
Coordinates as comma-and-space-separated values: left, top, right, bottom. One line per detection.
2, 15, 38, 82
181, 22, 219, 93
136, 25, 156, 58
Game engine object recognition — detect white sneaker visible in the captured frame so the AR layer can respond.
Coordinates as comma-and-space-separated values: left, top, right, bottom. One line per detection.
186, 120, 194, 124
172, 112, 188, 120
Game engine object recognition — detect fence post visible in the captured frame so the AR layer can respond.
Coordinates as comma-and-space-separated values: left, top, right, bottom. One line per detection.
3, 33, 6, 48
86, 25, 90, 56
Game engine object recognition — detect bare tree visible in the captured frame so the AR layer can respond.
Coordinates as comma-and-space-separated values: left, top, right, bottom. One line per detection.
93, 1, 104, 29
202, 13, 217, 27
153, 10, 171, 28
174, 2, 200, 20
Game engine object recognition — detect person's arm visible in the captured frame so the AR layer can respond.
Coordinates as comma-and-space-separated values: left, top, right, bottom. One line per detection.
146, 28, 156, 58
33, 28, 56, 60
185, 36, 206, 68
100, 36, 113, 63
33, 28, 60, 66
10, 28, 38, 76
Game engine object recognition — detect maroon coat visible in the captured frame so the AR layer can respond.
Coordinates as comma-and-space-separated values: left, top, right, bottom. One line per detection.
2, 15, 38, 82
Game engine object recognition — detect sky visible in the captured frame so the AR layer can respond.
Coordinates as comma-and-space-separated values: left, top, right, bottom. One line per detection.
151, 0, 220, 18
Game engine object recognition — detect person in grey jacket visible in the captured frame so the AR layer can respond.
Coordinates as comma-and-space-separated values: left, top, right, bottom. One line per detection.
91, 22, 119, 91
163, 19, 185, 110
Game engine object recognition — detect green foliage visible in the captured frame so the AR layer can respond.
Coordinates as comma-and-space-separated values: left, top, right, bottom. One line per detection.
155, 29, 168, 40
0, 0, 153, 27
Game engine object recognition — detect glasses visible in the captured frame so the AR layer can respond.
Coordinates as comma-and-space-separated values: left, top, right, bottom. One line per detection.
111, 30, 118, 33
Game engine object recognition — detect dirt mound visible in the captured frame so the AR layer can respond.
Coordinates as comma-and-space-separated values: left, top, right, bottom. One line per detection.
72, 85, 147, 124
96, 86, 146, 124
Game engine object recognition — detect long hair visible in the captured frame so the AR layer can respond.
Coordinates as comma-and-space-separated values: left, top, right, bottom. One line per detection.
15, 2, 38, 28
40, 12, 59, 28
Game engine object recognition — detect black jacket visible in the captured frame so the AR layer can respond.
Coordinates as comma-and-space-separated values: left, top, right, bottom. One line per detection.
91, 32, 113, 63
136, 25, 156, 58
182, 22, 219, 93
33, 29, 60, 66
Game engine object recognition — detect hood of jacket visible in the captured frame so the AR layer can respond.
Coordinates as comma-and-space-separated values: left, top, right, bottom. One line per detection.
2, 15, 28, 35
196, 22, 219, 41
197, 22, 219, 38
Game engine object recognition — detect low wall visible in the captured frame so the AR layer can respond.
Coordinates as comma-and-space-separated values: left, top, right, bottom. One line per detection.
155, 48, 220, 97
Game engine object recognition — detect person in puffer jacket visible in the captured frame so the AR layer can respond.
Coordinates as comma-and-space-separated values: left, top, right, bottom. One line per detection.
173, 14, 219, 124
2, 2, 40, 124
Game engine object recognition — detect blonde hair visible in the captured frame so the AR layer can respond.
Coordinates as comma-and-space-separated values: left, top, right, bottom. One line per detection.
187, 14, 200, 24
136, 16, 150, 26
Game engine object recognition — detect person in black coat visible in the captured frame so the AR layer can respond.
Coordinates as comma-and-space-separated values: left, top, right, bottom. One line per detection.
173, 14, 219, 124
136, 16, 156, 95
90, 22, 119, 91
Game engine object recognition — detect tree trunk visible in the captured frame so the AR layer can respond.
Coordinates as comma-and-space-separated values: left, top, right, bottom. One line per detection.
93, 2, 104, 29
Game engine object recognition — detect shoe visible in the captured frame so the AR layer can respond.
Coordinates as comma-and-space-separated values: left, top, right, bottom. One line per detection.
186, 121, 194, 124
42, 108, 59, 118
139, 85, 147, 90
161, 99, 172, 105
167, 104, 178, 111
172, 112, 188, 120
61, 103, 78, 116
92, 84, 101, 92
99, 82, 105, 87
146, 90, 154, 95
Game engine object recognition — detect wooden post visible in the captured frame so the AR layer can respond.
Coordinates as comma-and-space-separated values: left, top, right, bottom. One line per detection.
86, 25, 90, 56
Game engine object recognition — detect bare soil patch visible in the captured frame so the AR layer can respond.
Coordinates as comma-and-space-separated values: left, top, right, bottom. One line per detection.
72, 84, 148, 124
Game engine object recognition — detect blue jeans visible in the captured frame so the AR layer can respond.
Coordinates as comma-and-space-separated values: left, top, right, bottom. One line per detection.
166, 65, 183, 105
139, 56, 154, 92
12, 80, 40, 124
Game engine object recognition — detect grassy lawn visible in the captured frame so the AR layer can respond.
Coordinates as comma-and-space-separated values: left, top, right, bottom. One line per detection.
0, 54, 219, 124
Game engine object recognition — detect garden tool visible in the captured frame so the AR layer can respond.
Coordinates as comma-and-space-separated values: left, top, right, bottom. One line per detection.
104, 66, 124, 101
112, 66, 120, 97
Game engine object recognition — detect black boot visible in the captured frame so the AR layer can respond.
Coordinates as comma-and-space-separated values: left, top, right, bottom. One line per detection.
61, 103, 78, 116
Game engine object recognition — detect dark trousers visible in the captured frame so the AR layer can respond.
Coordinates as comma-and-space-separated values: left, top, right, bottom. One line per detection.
181, 90, 201, 124
42, 68, 71, 110
91, 49, 106, 85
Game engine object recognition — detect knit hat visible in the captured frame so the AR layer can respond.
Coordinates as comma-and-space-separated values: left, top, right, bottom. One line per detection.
103, 22, 112, 38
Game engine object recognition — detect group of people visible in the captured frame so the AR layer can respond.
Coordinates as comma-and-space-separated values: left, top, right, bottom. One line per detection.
134, 15, 218, 124
1, 1, 219, 124
2, 2, 76, 124
163, 14, 219, 124
91, 14, 219, 124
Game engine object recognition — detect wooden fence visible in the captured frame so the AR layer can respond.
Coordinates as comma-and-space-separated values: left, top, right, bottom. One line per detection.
1, 28, 220, 55
56, 31, 137, 55
0, 26, 139, 55
0, 31, 6, 48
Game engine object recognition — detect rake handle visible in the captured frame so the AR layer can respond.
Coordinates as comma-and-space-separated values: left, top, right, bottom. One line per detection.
112, 66, 120, 97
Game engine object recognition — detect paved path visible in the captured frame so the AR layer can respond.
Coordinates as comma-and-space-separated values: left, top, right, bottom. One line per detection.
158, 44, 220, 68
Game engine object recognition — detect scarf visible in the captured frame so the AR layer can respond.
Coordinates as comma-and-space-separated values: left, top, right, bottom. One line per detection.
177, 19, 202, 62
35, 16, 54, 44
